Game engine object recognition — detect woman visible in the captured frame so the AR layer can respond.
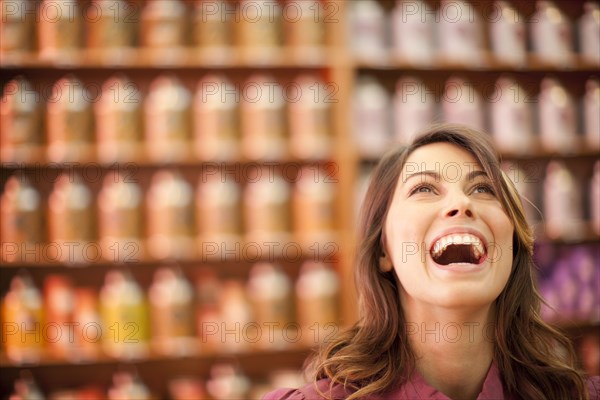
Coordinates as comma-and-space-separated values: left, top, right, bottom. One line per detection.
264, 124, 599, 400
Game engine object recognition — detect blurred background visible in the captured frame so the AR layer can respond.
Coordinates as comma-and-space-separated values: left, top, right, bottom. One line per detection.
0, 0, 598, 398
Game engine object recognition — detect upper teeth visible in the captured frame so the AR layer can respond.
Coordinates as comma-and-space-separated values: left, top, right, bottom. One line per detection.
432, 233, 485, 259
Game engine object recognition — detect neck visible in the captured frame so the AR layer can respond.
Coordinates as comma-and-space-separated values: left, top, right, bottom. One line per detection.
402, 299, 496, 400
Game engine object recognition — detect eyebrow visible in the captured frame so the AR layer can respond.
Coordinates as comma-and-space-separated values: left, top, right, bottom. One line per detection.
402, 169, 489, 184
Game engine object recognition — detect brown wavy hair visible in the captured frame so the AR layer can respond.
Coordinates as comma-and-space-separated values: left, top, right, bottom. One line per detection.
307, 123, 588, 399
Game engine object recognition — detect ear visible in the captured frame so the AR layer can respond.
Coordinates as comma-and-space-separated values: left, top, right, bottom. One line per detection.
379, 253, 393, 272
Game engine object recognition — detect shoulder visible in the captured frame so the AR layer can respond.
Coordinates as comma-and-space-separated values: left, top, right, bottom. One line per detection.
588, 376, 600, 399
262, 378, 352, 400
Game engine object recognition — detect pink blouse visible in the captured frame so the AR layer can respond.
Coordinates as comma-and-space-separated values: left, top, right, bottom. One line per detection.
262, 362, 600, 400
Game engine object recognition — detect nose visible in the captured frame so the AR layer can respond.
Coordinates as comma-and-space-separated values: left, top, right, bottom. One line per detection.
444, 191, 474, 219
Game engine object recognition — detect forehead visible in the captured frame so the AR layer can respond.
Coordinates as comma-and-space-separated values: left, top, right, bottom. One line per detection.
400, 142, 484, 181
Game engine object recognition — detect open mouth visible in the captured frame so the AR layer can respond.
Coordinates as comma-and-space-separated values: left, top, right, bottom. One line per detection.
430, 234, 486, 265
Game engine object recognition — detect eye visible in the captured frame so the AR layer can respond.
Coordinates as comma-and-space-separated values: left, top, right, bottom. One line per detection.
472, 183, 495, 195
409, 183, 436, 195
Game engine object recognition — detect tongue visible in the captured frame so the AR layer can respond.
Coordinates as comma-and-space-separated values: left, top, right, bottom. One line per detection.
435, 244, 479, 265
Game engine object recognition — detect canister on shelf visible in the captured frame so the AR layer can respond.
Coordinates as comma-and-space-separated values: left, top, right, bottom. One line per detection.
283, 0, 324, 49
0, 174, 43, 263
235, 0, 281, 49
108, 370, 152, 400
0, 0, 35, 52
489, 1, 526, 66
391, 0, 434, 64
244, 169, 292, 250
99, 270, 150, 359
530, 1, 573, 66
206, 363, 251, 400
584, 78, 600, 151
0, 77, 43, 162
87, 0, 137, 48
393, 75, 435, 145
543, 161, 584, 240
292, 165, 336, 249
353, 76, 392, 157
538, 77, 577, 154
46, 75, 94, 162
193, 0, 231, 48
48, 172, 95, 264
194, 74, 240, 161
2, 273, 43, 363
442, 76, 484, 131
140, 0, 187, 47
240, 75, 287, 161
490, 76, 535, 155
437, 0, 483, 65
96, 74, 143, 163
71, 288, 102, 361
43, 275, 75, 359
246, 263, 293, 349
37, 0, 82, 55
288, 74, 331, 160
579, 2, 600, 65
195, 268, 221, 352
149, 267, 196, 356
196, 171, 243, 258
145, 75, 192, 162
146, 170, 195, 260
98, 172, 144, 262
296, 261, 339, 346
218, 280, 254, 353
348, 0, 387, 60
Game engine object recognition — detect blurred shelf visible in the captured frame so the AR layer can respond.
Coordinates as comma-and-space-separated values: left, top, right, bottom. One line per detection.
533, 223, 600, 245
0, 345, 312, 369
547, 320, 600, 335
0, 47, 336, 70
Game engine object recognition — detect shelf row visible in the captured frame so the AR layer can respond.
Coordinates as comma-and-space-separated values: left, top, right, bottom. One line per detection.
1, 0, 331, 54
1, 164, 338, 264
352, 73, 599, 158
1, 73, 334, 164
1, 262, 339, 364
350, 0, 600, 67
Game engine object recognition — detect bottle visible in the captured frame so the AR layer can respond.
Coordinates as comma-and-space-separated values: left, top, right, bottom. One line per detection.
96, 74, 143, 163
145, 75, 192, 162
218, 281, 254, 353
538, 77, 577, 154
0, 175, 43, 264
283, 0, 324, 49
97, 172, 144, 263
87, 0, 136, 49
490, 76, 535, 154
193, 0, 231, 49
0, 77, 43, 162
37, 0, 82, 56
0, 0, 35, 53
196, 171, 243, 258
146, 170, 195, 260
240, 75, 287, 160
99, 270, 150, 359
195, 269, 222, 353
353, 76, 392, 157
437, 0, 483, 65
71, 288, 102, 361
2, 273, 43, 363
244, 170, 292, 252
206, 363, 251, 400
43, 275, 75, 359
108, 370, 152, 400
46, 75, 94, 162
235, 0, 281, 51
393, 75, 435, 145
246, 263, 293, 349
489, 1, 526, 66
442, 76, 484, 131
149, 267, 195, 356
348, 0, 387, 61
530, 1, 573, 66
288, 74, 332, 160
391, 0, 434, 64
579, 2, 600, 65
584, 78, 600, 151
193, 74, 240, 161
543, 161, 583, 240
48, 172, 95, 265
140, 0, 186, 48
292, 165, 336, 249
296, 261, 339, 346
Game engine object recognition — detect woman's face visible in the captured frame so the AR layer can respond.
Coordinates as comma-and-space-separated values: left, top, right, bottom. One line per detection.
383, 142, 514, 311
